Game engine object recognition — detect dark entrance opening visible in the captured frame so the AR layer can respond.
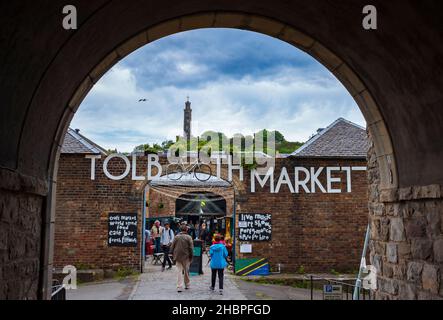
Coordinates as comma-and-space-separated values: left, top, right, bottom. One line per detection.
176, 192, 227, 215
176, 192, 228, 243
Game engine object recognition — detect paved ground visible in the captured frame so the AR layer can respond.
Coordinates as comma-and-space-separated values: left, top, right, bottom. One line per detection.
66, 255, 326, 300
67, 276, 138, 300
131, 256, 246, 300
234, 280, 322, 300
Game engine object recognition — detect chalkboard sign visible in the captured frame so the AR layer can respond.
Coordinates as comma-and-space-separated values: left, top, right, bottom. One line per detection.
238, 213, 272, 241
108, 213, 138, 247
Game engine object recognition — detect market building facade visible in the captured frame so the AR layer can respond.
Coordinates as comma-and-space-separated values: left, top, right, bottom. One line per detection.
53, 117, 370, 277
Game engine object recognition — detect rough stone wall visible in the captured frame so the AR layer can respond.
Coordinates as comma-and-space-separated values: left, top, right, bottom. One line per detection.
53, 154, 143, 271
235, 157, 369, 273
368, 135, 443, 300
0, 169, 47, 299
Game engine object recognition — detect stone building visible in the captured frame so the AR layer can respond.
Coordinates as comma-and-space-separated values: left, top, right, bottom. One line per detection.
53, 118, 370, 276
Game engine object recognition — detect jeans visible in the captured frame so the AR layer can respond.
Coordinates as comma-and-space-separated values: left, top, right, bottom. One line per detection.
176, 260, 191, 289
154, 237, 161, 254
162, 245, 172, 268
211, 268, 224, 290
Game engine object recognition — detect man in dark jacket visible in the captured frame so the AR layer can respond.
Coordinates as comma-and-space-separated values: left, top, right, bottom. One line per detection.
170, 224, 194, 292
199, 222, 209, 250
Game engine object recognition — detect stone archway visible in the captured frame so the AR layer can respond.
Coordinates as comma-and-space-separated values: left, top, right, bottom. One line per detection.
1, 2, 442, 300
57, 15, 397, 298
38, 12, 401, 299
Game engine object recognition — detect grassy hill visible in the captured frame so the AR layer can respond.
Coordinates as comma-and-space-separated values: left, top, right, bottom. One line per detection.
134, 130, 304, 155
276, 140, 304, 154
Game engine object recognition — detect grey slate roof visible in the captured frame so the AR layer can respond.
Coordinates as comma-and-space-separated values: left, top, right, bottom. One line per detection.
61, 128, 107, 155
291, 118, 368, 159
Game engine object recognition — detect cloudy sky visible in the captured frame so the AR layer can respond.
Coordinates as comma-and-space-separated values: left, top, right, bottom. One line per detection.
70, 28, 365, 152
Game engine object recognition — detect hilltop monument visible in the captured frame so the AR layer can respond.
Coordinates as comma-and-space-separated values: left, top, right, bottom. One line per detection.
183, 97, 192, 140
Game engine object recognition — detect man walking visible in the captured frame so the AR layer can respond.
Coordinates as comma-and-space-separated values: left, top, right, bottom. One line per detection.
150, 220, 163, 254
161, 222, 174, 271
170, 224, 194, 292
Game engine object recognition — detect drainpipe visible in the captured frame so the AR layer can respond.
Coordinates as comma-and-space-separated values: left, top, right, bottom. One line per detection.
141, 185, 148, 273
232, 191, 236, 274
353, 224, 370, 300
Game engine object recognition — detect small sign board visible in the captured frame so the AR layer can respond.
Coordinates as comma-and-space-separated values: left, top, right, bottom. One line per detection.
238, 213, 271, 241
108, 213, 137, 247
323, 284, 343, 300
240, 244, 252, 253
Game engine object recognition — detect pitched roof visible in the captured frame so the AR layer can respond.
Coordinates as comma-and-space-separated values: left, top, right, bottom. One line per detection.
291, 118, 368, 159
61, 128, 108, 155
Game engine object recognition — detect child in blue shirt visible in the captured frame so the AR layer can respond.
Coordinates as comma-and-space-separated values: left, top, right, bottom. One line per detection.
209, 234, 229, 295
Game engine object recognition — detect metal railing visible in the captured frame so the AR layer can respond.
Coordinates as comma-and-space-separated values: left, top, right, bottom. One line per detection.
308, 275, 373, 300
51, 280, 66, 300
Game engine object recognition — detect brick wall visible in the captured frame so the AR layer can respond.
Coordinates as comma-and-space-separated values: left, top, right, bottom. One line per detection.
54, 154, 369, 274
235, 157, 369, 273
54, 154, 143, 271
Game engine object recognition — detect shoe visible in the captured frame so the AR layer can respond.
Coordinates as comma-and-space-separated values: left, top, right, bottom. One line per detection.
177, 288, 183, 292
209, 286, 214, 291
185, 286, 190, 290
161, 267, 165, 272
167, 266, 172, 270
219, 289, 223, 295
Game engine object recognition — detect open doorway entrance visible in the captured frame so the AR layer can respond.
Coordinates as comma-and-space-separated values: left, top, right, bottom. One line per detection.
175, 191, 229, 239
143, 172, 235, 261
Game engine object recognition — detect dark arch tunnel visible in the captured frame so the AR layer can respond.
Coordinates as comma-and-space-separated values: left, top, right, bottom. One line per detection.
176, 192, 227, 216
0, 0, 443, 300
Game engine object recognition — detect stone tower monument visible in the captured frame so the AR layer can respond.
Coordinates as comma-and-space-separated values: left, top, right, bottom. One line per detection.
183, 97, 192, 140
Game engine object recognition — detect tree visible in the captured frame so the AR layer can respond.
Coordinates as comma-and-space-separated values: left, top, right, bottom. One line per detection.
274, 130, 285, 143
133, 129, 305, 156
133, 143, 163, 154
161, 140, 174, 150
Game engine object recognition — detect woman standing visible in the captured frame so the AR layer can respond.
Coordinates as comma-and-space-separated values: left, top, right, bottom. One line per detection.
209, 234, 228, 295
